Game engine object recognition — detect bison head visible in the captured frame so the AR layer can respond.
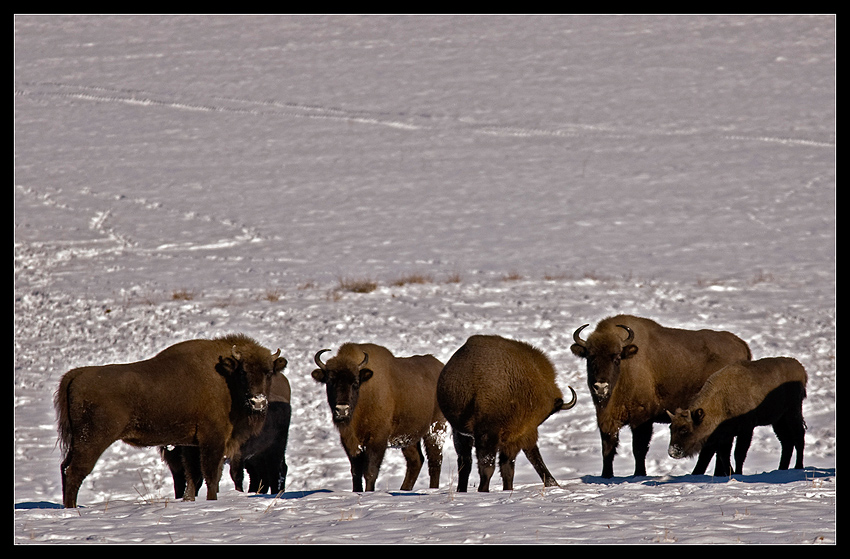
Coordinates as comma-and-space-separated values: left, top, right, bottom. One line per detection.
666, 407, 705, 459
217, 346, 288, 413
570, 323, 638, 405
311, 348, 373, 424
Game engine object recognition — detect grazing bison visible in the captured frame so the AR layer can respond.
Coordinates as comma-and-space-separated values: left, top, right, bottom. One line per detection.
161, 372, 292, 497
668, 357, 807, 475
54, 334, 287, 508
311, 343, 446, 492
570, 315, 751, 478
437, 335, 578, 492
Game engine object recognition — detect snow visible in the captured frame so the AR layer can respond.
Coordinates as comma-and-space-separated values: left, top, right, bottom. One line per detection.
14, 14, 835, 545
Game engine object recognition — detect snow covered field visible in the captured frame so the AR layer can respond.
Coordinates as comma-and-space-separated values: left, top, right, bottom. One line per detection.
14, 15, 835, 544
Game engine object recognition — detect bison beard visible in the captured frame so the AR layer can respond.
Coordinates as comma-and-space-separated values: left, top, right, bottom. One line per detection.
54, 335, 286, 508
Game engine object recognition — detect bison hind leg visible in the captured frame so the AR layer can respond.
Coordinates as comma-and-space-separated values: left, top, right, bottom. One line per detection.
523, 444, 559, 488
452, 431, 474, 492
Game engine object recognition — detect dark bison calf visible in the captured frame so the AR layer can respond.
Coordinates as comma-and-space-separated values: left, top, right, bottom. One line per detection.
312, 343, 447, 492
54, 334, 287, 508
668, 357, 807, 475
437, 335, 577, 492
161, 371, 292, 497
230, 371, 292, 494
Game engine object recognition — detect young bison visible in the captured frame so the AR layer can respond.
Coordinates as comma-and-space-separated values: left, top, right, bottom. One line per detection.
54, 334, 287, 508
667, 357, 807, 476
312, 343, 446, 492
437, 335, 577, 492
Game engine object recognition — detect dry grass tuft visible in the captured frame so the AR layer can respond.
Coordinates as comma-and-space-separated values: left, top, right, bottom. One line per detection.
171, 289, 195, 301
391, 273, 433, 287
337, 277, 378, 294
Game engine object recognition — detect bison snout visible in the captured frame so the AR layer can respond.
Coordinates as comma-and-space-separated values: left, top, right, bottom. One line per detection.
332, 404, 352, 422
249, 394, 268, 412
593, 382, 609, 399
668, 444, 685, 459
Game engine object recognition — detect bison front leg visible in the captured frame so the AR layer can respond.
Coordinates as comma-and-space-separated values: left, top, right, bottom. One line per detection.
599, 429, 620, 479
179, 446, 204, 499
631, 421, 653, 477
423, 430, 443, 489
400, 442, 424, 491
362, 445, 386, 492
197, 443, 225, 501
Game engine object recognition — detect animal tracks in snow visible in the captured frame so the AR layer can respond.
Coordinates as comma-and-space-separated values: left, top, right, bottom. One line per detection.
15, 81, 834, 149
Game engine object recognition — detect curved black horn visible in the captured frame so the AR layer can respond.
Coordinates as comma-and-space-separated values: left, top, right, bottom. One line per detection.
617, 324, 635, 345
314, 349, 331, 370
561, 386, 578, 410
573, 324, 590, 346
359, 352, 369, 369
271, 348, 281, 359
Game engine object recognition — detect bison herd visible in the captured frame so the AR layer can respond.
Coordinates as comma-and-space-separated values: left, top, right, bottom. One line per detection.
53, 315, 808, 508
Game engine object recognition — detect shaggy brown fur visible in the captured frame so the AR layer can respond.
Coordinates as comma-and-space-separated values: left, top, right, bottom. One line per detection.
571, 315, 751, 478
54, 334, 287, 508
312, 343, 446, 492
162, 372, 292, 498
668, 357, 807, 475
437, 335, 577, 492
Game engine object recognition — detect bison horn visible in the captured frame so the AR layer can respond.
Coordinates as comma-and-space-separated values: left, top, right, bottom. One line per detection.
573, 324, 589, 346
231, 345, 242, 361
359, 352, 369, 369
617, 324, 635, 345
314, 349, 331, 371
562, 386, 578, 410
271, 348, 281, 359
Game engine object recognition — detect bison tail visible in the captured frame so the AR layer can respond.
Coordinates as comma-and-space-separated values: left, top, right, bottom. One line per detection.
53, 371, 78, 456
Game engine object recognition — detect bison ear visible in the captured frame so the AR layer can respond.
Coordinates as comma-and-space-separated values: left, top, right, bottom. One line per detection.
359, 368, 374, 384
273, 357, 288, 374
311, 369, 327, 384
621, 344, 638, 360
216, 356, 240, 377
569, 343, 588, 359
692, 408, 705, 425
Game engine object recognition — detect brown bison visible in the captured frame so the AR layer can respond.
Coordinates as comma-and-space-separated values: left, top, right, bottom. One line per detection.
54, 334, 287, 508
311, 343, 446, 492
570, 315, 751, 478
668, 357, 807, 475
161, 371, 292, 497
437, 335, 577, 492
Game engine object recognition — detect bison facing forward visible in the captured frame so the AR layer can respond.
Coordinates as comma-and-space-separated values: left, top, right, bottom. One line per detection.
437, 335, 577, 492
54, 334, 287, 508
668, 357, 807, 475
311, 343, 446, 492
161, 371, 292, 497
570, 315, 751, 478
230, 371, 292, 494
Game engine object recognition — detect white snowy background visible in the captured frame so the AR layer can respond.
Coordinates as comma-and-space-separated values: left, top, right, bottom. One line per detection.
14, 14, 834, 544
